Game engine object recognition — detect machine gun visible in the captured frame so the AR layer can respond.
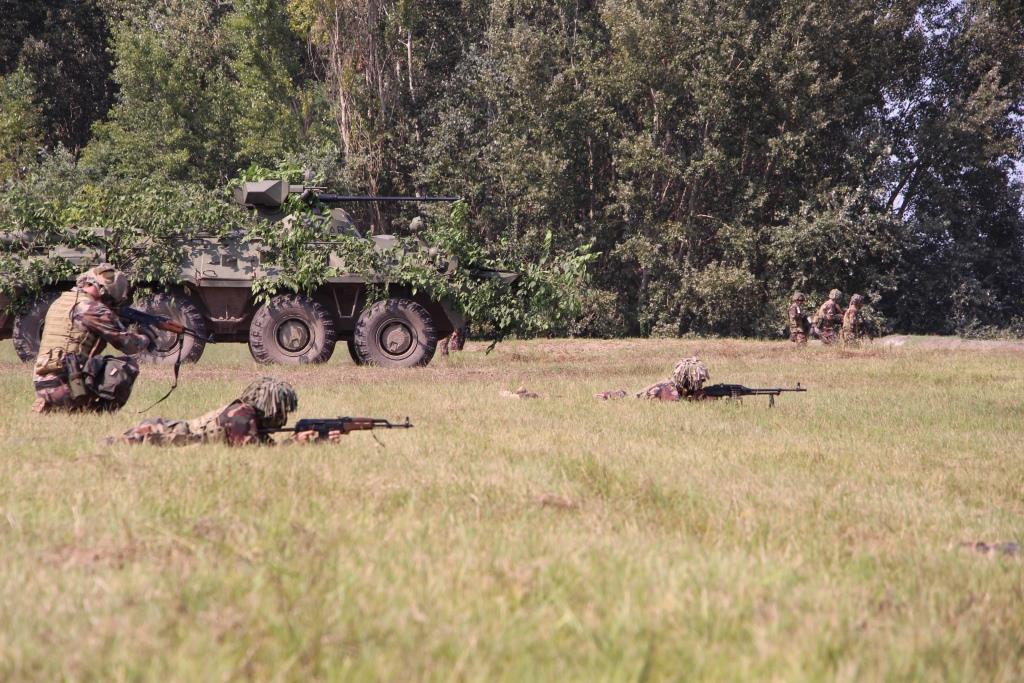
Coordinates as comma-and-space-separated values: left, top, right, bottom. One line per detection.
117, 307, 213, 343
261, 416, 414, 439
701, 383, 806, 407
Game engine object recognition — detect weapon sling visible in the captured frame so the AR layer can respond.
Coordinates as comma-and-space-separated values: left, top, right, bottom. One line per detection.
136, 334, 184, 413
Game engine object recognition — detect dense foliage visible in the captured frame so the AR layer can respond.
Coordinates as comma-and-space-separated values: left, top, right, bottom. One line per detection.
1, 0, 1022, 337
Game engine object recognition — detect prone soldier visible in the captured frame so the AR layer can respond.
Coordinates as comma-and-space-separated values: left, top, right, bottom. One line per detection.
32, 264, 154, 413
115, 377, 334, 445
813, 289, 845, 344
634, 357, 711, 401
788, 292, 811, 344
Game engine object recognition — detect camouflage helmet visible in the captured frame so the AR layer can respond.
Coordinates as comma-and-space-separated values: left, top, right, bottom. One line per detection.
792, 291, 806, 302
850, 293, 864, 306
239, 377, 298, 428
829, 288, 842, 301
671, 357, 710, 394
77, 263, 130, 305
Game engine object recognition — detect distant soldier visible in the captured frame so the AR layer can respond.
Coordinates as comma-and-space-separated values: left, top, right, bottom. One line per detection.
841, 294, 865, 345
32, 264, 154, 414
813, 289, 845, 344
439, 324, 469, 357
788, 292, 811, 344
634, 357, 711, 401
115, 377, 341, 445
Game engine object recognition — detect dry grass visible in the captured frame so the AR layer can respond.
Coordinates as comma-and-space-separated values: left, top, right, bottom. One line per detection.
0, 337, 1022, 681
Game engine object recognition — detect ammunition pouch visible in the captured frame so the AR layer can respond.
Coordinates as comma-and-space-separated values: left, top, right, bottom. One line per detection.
84, 356, 139, 406
65, 354, 90, 400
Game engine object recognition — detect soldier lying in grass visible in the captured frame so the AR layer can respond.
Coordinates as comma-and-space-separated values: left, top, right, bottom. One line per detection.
596, 357, 711, 401
114, 377, 341, 445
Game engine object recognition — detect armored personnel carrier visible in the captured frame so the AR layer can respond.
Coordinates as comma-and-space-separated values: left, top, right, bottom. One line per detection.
1, 181, 514, 367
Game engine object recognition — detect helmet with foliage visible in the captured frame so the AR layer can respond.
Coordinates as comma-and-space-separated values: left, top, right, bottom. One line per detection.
828, 288, 842, 301
850, 293, 864, 306
239, 377, 298, 428
671, 357, 709, 394
76, 263, 130, 305
792, 292, 805, 302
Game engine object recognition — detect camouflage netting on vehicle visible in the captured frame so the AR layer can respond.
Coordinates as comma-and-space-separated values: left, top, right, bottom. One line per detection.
238, 377, 297, 426
671, 357, 709, 394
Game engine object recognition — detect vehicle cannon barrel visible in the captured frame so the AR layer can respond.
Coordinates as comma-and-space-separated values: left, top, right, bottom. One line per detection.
233, 179, 459, 208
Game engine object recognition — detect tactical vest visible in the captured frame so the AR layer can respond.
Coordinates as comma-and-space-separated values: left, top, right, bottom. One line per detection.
34, 290, 103, 375
185, 402, 236, 444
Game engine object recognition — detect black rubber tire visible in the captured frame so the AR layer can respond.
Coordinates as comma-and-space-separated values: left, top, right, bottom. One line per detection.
12, 290, 61, 362
347, 338, 367, 365
353, 298, 437, 367
136, 293, 208, 364
248, 294, 336, 364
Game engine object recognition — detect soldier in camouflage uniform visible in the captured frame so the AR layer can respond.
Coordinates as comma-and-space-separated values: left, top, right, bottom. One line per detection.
32, 264, 154, 413
813, 289, 845, 344
634, 357, 711, 401
841, 293, 865, 345
115, 377, 340, 446
788, 292, 810, 344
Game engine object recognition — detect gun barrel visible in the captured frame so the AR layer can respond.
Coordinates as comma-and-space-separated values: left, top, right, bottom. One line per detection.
747, 387, 806, 394
314, 194, 461, 203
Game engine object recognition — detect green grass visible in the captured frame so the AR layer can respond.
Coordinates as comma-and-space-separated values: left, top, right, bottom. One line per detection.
0, 338, 1022, 681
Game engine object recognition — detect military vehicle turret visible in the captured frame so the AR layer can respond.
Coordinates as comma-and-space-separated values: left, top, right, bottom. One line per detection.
1, 181, 514, 367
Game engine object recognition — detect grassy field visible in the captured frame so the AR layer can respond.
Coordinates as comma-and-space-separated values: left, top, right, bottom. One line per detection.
0, 337, 1022, 681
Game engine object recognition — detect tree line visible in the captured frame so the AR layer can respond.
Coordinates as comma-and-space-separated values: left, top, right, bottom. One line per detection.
2, 0, 1022, 337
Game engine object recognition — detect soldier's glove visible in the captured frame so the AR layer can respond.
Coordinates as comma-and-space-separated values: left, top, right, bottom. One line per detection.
293, 429, 344, 443
135, 324, 160, 353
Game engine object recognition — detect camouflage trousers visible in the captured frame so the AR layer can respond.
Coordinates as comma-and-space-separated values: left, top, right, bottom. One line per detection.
789, 329, 808, 344
117, 419, 197, 446
439, 325, 469, 356
32, 355, 139, 414
817, 325, 838, 345
636, 380, 682, 401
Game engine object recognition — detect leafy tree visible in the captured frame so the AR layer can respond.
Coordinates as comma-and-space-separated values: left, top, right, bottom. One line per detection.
0, 0, 116, 152
0, 69, 44, 181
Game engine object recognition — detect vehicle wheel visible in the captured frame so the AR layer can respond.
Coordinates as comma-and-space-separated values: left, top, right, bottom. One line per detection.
136, 293, 208, 364
12, 290, 61, 362
353, 298, 437, 367
347, 338, 366, 365
248, 294, 336, 364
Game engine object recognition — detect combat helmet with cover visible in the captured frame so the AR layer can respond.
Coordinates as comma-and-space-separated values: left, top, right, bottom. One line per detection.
671, 357, 709, 396
792, 292, 806, 302
849, 293, 864, 306
239, 377, 298, 428
828, 288, 842, 302
76, 263, 130, 306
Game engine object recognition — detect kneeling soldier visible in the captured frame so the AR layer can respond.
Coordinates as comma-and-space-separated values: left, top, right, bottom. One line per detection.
116, 377, 338, 445
32, 264, 153, 413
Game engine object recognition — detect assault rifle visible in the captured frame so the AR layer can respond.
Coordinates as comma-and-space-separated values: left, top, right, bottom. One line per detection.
117, 307, 213, 343
261, 416, 414, 439
701, 383, 806, 407
117, 307, 215, 412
